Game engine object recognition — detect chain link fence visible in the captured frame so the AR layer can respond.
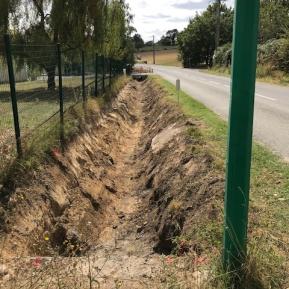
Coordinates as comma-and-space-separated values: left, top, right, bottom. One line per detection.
0, 35, 126, 175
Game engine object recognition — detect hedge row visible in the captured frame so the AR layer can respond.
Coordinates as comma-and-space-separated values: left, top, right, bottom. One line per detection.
214, 38, 289, 73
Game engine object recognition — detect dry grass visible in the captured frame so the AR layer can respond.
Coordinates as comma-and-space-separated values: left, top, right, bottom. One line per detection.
205, 65, 289, 86
135, 49, 182, 67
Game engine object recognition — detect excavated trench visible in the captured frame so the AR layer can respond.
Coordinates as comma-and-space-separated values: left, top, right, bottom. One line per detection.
0, 79, 223, 288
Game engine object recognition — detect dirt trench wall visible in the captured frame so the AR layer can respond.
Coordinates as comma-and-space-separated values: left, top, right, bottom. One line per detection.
134, 80, 224, 255
0, 83, 141, 258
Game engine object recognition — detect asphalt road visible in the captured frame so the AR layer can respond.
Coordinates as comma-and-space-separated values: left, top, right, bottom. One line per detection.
151, 65, 289, 160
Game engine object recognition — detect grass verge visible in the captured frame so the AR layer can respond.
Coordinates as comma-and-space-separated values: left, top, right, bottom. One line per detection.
204, 65, 289, 86
152, 75, 289, 288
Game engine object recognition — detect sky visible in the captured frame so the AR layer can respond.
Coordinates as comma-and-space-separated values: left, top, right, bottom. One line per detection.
126, 0, 234, 42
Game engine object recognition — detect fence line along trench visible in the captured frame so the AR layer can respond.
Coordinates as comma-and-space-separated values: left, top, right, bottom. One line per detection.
0, 34, 126, 175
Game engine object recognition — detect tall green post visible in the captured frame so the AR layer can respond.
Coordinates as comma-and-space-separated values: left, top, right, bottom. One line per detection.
109, 58, 112, 87
223, 0, 260, 271
57, 43, 64, 150
94, 53, 98, 97
81, 50, 86, 102
4, 34, 22, 157
102, 55, 105, 93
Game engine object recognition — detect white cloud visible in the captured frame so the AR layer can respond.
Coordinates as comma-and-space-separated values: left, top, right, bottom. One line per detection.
126, 0, 234, 42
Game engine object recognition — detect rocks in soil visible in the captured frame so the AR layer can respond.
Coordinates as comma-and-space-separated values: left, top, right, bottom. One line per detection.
49, 186, 70, 216
52, 224, 90, 256
0, 264, 9, 277
81, 190, 100, 211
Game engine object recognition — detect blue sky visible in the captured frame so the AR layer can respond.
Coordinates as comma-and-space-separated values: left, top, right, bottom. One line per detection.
127, 0, 234, 42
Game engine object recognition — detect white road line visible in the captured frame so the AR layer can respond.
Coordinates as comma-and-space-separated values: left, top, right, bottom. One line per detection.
160, 73, 277, 102
209, 80, 219, 85
256, 93, 276, 101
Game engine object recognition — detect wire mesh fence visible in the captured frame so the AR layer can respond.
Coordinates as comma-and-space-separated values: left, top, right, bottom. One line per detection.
0, 35, 126, 175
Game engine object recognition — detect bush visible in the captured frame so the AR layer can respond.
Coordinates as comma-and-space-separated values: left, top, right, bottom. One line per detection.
257, 38, 289, 73
214, 39, 289, 74
257, 39, 281, 68
275, 38, 289, 73
213, 43, 231, 66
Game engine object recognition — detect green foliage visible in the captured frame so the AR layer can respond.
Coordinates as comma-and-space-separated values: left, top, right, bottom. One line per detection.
0, 0, 20, 34
158, 29, 179, 46
132, 33, 144, 50
261, 37, 289, 73
213, 43, 231, 66
1, 0, 134, 89
259, 0, 289, 43
216, 37, 289, 74
178, 2, 233, 68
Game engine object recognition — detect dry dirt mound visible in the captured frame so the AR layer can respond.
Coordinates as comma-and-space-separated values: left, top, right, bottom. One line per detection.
0, 79, 223, 288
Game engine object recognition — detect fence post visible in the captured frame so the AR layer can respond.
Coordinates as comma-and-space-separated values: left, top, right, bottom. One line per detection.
4, 34, 22, 157
94, 53, 98, 97
102, 55, 105, 93
81, 50, 86, 102
109, 58, 112, 87
223, 0, 260, 274
57, 43, 64, 150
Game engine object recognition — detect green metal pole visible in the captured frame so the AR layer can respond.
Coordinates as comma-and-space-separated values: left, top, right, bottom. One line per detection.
57, 43, 64, 150
109, 58, 112, 87
223, 0, 260, 271
4, 34, 22, 157
102, 55, 105, 94
81, 50, 86, 102
95, 53, 98, 97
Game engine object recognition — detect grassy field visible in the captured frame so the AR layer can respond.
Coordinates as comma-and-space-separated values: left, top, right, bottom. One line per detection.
153, 75, 289, 288
0, 75, 128, 181
135, 49, 182, 67
0, 76, 99, 134
0, 74, 117, 178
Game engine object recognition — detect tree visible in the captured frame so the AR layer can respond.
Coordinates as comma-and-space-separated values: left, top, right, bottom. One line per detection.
159, 29, 179, 46
259, 0, 289, 43
0, 0, 20, 34
145, 41, 153, 46
166, 29, 178, 45
1, 0, 134, 89
178, 2, 233, 67
132, 34, 144, 50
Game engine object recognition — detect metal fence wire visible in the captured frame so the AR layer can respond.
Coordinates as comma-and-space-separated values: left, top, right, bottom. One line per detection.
0, 35, 126, 174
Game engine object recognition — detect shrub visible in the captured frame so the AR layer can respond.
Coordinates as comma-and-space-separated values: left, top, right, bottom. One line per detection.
213, 43, 231, 66
214, 39, 289, 74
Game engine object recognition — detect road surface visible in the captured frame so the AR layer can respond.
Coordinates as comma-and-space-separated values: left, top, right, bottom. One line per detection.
152, 65, 289, 160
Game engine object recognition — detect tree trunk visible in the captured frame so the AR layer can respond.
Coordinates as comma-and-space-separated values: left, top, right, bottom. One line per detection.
46, 67, 56, 90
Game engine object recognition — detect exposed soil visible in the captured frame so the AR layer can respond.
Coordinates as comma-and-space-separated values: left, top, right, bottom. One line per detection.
0, 79, 223, 288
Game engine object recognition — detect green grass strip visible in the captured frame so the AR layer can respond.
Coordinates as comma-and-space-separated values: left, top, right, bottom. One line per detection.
152, 75, 289, 288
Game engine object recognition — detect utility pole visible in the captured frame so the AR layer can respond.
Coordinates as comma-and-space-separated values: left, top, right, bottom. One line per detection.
153, 35, 156, 65
215, 0, 221, 50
